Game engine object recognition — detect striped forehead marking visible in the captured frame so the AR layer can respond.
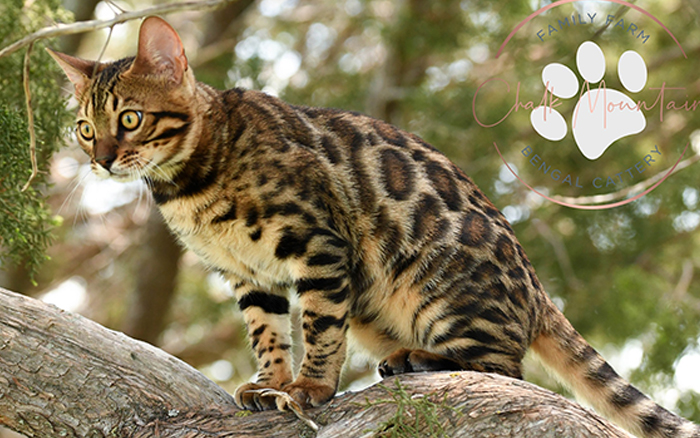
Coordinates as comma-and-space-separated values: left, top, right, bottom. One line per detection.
87, 57, 134, 117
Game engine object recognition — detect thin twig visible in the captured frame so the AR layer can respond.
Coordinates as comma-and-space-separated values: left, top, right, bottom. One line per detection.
95, 25, 115, 67
21, 42, 37, 192
105, 0, 127, 14
0, 0, 237, 60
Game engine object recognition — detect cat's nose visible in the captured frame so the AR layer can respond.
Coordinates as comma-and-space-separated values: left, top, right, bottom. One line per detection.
94, 137, 118, 171
95, 153, 117, 171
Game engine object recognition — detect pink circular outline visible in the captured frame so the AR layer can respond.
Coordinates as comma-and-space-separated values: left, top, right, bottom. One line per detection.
496, 0, 687, 59
490, 0, 688, 209
494, 141, 689, 210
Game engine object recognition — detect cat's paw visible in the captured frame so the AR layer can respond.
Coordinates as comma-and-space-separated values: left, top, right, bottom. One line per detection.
378, 348, 414, 377
281, 379, 336, 409
378, 348, 462, 377
235, 379, 334, 411
234, 382, 285, 411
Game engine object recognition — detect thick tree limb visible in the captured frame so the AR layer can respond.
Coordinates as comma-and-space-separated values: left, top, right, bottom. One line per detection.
0, 287, 235, 437
0, 288, 631, 437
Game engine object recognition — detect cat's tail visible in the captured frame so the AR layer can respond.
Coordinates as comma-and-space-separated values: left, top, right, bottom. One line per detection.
530, 297, 700, 438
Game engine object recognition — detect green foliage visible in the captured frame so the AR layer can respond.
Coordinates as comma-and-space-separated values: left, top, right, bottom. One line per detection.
0, 0, 72, 277
360, 379, 461, 438
0, 109, 53, 275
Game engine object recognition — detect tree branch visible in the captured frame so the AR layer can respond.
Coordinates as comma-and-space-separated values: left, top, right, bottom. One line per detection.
0, 287, 235, 437
0, 0, 240, 60
0, 287, 633, 437
20, 42, 37, 192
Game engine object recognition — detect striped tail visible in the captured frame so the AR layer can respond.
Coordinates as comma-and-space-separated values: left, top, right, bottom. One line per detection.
530, 299, 700, 438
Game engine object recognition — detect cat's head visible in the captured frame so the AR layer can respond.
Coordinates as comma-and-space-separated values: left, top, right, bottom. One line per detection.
49, 16, 199, 183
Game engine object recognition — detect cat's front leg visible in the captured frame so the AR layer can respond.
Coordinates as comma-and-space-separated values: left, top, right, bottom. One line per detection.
232, 279, 294, 411
281, 235, 351, 409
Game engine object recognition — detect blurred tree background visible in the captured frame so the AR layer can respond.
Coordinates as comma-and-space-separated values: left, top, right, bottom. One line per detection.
1, 0, 700, 436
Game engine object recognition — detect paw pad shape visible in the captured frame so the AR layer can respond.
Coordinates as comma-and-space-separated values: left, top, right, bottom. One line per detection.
530, 41, 647, 160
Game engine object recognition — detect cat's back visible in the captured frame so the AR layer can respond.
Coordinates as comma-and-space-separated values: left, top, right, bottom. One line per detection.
224, 88, 506, 230
226, 87, 534, 275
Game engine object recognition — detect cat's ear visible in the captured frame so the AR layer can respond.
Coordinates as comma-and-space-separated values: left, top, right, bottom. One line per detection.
128, 16, 188, 84
46, 49, 96, 96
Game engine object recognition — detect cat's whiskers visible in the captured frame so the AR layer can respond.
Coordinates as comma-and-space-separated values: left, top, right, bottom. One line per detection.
141, 173, 155, 193
136, 162, 159, 197
73, 186, 92, 228
130, 166, 152, 213
57, 167, 90, 217
56, 165, 96, 230
137, 156, 179, 188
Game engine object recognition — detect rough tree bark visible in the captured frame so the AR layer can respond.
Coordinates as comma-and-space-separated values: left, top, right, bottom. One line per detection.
0, 287, 632, 438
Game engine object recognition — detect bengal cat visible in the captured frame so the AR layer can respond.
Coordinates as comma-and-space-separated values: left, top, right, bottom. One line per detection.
49, 16, 698, 438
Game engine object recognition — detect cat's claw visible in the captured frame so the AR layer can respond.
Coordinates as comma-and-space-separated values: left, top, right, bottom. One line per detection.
243, 388, 320, 431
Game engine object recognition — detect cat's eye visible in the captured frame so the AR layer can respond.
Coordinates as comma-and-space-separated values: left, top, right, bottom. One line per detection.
120, 110, 142, 131
77, 121, 94, 141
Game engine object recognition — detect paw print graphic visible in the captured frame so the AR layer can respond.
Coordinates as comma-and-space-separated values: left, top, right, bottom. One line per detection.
530, 41, 647, 160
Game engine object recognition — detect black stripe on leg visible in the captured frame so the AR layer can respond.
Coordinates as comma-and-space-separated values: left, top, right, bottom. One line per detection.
301, 367, 326, 379
307, 253, 343, 266
311, 314, 346, 333
297, 277, 344, 294
238, 291, 289, 314
327, 286, 350, 304
275, 229, 310, 259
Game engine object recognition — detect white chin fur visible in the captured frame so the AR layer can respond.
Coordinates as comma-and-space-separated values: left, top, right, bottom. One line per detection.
91, 164, 112, 180
91, 164, 141, 182
111, 173, 141, 182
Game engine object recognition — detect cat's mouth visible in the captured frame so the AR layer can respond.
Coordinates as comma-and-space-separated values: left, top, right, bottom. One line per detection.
111, 172, 141, 183
94, 154, 178, 184
92, 158, 149, 183
93, 165, 142, 183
